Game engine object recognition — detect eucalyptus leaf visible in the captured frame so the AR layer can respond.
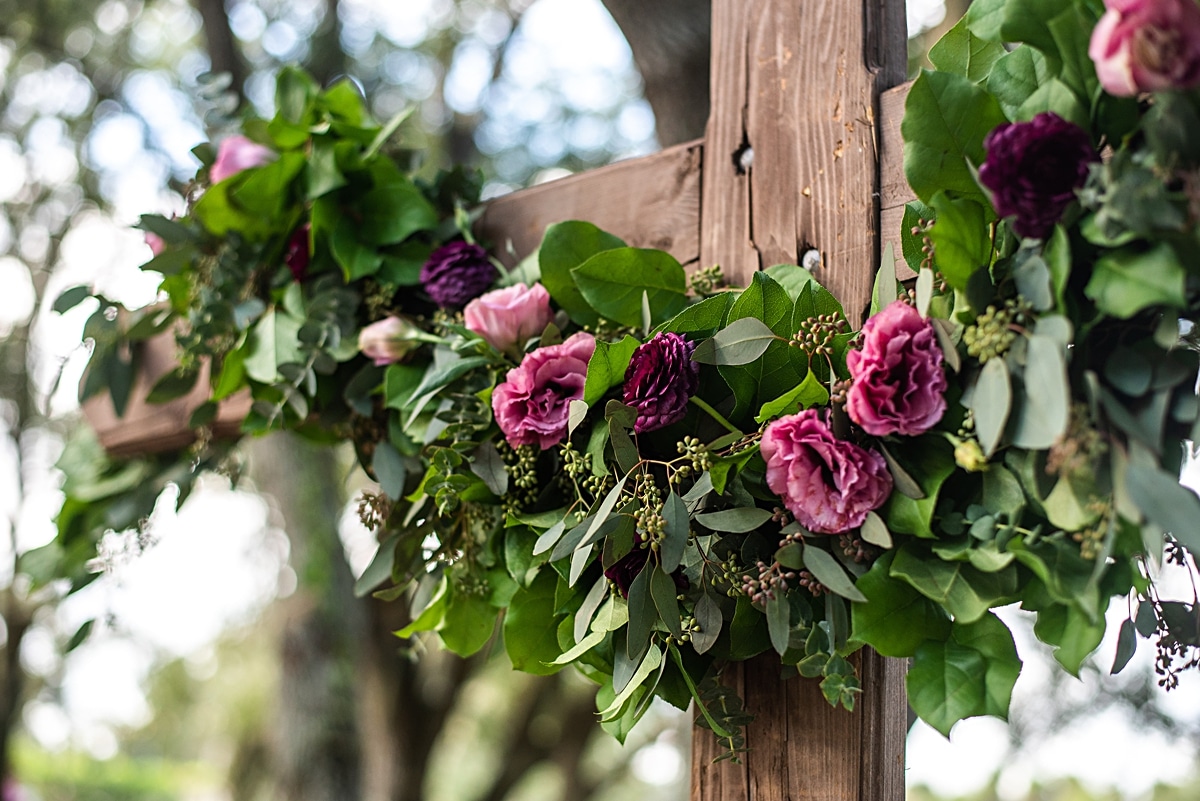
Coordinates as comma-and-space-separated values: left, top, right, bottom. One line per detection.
692, 317, 778, 366
1009, 335, 1070, 450
972, 357, 1011, 457
695, 507, 774, 533
767, 594, 790, 656
803, 545, 867, 603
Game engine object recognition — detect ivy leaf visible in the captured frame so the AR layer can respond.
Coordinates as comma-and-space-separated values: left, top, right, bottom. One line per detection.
584, 335, 639, 405
441, 579, 497, 657
755, 370, 828, 424
538, 221, 625, 327
881, 437, 957, 538
504, 571, 565, 675
1085, 243, 1187, 320
907, 613, 1021, 736
572, 248, 687, 329
928, 192, 993, 291
928, 15, 1007, 83
902, 69, 1008, 206
850, 553, 951, 658
357, 178, 438, 245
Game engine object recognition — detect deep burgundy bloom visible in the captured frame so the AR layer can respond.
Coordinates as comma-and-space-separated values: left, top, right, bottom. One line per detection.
420, 241, 497, 308
622, 332, 700, 433
604, 548, 648, 598
977, 112, 1097, 240
285, 223, 311, 282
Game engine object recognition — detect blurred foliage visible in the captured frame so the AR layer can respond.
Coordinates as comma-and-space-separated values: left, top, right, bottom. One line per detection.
908, 776, 1200, 801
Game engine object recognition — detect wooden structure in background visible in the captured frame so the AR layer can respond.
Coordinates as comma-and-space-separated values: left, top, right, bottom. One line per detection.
88, 0, 917, 797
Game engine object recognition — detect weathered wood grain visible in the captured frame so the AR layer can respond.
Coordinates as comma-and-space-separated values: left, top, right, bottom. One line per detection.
82, 332, 250, 458
880, 81, 915, 279
701, 0, 906, 322
476, 139, 703, 267
692, 0, 908, 798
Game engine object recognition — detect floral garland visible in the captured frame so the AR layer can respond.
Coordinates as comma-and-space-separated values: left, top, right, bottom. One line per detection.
59, 0, 1200, 754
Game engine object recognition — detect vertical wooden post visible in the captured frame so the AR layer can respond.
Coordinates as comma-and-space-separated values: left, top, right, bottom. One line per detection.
693, 1, 909, 799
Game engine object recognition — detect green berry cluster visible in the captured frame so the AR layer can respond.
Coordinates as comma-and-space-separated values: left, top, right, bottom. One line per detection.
791, 313, 847, 358
633, 471, 667, 547
363, 278, 399, 321
677, 436, 713, 475
667, 614, 702, 645
742, 560, 796, 604
713, 555, 746, 598
963, 305, 1016, 363
689, 263, 725, 296
910, 217, 936, 273
498, 442, 538, 515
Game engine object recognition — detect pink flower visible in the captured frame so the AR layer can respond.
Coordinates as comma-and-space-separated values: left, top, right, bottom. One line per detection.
358, 316, 425, 366
144, 231, 165, 256
464, 282, 554, 355
1089, 0, 1200, 96
492, 332, 596, 449
209, 135, 275, 184
846, 300, 947, 437
762, 410, 892, 535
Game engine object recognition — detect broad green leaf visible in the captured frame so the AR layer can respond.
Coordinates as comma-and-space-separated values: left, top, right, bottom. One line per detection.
881, 438, 957, 538
660, 491, 688, 573
441, 580, 497, 657
891, 545, 1017, 623
626, 562, 655, 661
1016, 77, 1089, 129
1029, 600, 1104, 676
395, 576, 448, 638
550, 627, 606, 665
902, 70, 1008, 206
244, 308, 305, 383
755, 370, 828, 424
599, 645, 662, 721
357, 179, 438, 245
928, 192, 993, 291
537, 221, 625, 327
1085, 243, 1187, 319
504, 571, 565, 675
658, 292, 734, 337
572, 248, 688, 328
928, 15, 1007, 83
692, 593, 723, 655
986, 46, 1053, 121
584, 335, 640, 405
907, 613, 1021, 736
851, 554, 951, 657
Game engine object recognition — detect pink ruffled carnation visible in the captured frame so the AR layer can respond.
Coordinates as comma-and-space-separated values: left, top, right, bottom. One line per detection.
209, 135, 275, 184
846, 300, 947, 437
464, 282, 554, 355
761, 410, 892, 535
492, 332, 596, 449
1089, 0, 1200, 96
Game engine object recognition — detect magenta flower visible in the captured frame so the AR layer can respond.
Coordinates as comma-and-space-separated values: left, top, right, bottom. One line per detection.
846, 300, 947, 437
977, 112, 1097, 240
492, 332, 596, 449
464, 282, 555, 355
209, 135, 275, 184
1090, 0, 1200, 96
761, 410, 892, 535
622, 332, 700, 433
144, 231, 165, 256
285, 223, 311, 282
358, 316, 426, 366
420, 241, 496, 309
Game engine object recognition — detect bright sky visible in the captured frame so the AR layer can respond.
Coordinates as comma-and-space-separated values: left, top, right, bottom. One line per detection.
6, 0, 1200, 795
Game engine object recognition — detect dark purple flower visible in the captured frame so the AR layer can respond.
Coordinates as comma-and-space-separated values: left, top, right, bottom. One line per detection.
977, 112, 1097, 240
604, 548, 648, 598
420, 241, 496, 308
285, 223, 310, 282
622, 332, 700, 433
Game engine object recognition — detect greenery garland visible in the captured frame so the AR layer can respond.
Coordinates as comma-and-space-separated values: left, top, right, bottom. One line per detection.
56, 0, 1200, 755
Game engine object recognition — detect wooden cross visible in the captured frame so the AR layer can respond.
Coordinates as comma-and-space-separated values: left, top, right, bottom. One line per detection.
89, 0, 917, 796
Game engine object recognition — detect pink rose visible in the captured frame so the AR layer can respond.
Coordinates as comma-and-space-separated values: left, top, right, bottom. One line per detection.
209, 135, 275, 184
1089, 0, 1200, 96
492, 332, 596, 449
358, 316, 426, 366
762, 410, 892, 535
846, 300, 947, 437
464, 282, 554, 355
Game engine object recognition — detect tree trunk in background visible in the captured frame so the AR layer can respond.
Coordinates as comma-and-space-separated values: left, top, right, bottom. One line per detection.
600, 0, 711, 146
247, 434, 364, 801
193, 0, 248, 102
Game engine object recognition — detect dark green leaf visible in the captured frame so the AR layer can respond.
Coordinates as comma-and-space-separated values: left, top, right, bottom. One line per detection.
767, 594, 790, 656
1112, 618, 1137, 675
373, 442, 407, 500
660, 491, 688, 572
355, 534, 399, 597
695, 507, 773, 533
538, 221, 626, 327
1125, 463, 1200, 559
692, 593, 723, 655
1085, 243, 1187, 319
145, 366, 200, 404
851, 553, 951, 657
928, 192, 993, 291
626, 563, 656, 661
803, 545, 867, 603
928, 15, 1007, 83
584, 335, 640, 405
504, 571, 565, 675
53, 285, 92, 314
650, 565, 682, 639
